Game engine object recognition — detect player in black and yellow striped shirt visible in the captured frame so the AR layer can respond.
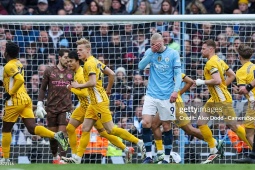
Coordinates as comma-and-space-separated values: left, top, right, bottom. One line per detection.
0, 42, 68, 163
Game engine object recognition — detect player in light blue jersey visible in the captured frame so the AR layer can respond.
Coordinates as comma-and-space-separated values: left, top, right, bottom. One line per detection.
138, 33, 182, 164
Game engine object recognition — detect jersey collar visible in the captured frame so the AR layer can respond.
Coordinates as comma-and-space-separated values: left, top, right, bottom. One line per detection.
157, 46, 168, 54
84, 55, 93, 61
242, 61, 253, 67
76, 66, 83, 73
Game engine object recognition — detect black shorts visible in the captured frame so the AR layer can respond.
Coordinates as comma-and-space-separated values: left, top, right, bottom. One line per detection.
46, 111, 71, 127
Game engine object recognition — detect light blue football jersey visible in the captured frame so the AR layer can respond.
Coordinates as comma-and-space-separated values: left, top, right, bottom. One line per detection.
145, 47, 181, 100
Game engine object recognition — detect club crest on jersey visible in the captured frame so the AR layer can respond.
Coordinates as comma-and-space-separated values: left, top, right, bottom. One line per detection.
158, 56, 162, 62
67, 73, 73, 79
165, 57, 170, 63
59, 73, 64, 79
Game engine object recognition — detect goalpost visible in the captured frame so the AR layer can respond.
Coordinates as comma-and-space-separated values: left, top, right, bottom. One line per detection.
0, 14, 254, 164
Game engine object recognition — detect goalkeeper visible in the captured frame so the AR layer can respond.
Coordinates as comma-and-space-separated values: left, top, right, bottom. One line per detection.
62, 51, 135, 164
36, 49, 73, 164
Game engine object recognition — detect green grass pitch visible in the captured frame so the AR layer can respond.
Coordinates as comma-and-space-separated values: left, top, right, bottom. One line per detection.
0, 164, 254, 170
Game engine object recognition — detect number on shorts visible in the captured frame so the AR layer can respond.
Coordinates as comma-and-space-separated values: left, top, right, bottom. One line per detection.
170, 107, 175, 115
66, 112, 71, 121
97, 113, 102, 119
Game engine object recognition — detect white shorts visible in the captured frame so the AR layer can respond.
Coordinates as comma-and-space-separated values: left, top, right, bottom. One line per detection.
142, 95, 176, 121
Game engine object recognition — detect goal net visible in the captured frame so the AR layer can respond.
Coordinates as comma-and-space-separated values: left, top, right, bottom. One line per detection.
0, 15, 254, 164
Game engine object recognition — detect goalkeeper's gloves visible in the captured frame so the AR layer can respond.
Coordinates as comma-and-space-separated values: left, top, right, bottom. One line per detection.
4, 92, 11, 102
195, 79, 205, 86
36, 101, 47, 118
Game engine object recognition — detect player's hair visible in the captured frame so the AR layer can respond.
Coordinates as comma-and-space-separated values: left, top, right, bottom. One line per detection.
68, 51, 79, 61
203, 39, 216, 49
59, 49, 70, 57
76, 38, 91, 48
151, 32, 163, 41
6, 41, 19, 58
237, 44, 254, 59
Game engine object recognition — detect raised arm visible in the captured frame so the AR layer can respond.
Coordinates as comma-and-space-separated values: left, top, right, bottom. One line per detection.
138, 49, 153, 70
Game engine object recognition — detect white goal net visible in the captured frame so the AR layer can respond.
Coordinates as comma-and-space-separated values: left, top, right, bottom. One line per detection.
0, 15, 255, 164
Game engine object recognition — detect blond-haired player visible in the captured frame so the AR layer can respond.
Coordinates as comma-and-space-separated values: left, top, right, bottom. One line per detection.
0, 41, 68, 164
194, 39, 251, 164
62, 51, 135, 163
65, 39, 145, 164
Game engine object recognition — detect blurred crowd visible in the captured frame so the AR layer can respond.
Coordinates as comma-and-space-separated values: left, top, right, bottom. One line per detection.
0, 0, 254, 15
0, 0, 254, 157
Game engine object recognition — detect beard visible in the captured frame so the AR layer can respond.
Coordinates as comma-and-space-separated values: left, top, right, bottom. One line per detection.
60, 61, 67, 68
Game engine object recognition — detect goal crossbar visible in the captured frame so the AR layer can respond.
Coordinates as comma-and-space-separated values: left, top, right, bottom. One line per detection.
0, 15, 255, 22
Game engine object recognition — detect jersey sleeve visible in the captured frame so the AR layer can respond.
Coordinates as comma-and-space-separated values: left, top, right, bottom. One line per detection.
236, 70, 247, 86
223, 61, 230, 72
99, 61, 106, 71
206, 60, 218, 75
41, 67, 51, 86
173, 51, 181, 68
144, 48, 153, 58
173, 50, 181, 68
85, 60, 97, 76
38, 67, 51, 101
71, 88, 87, 97
181, 73, 186, 80
138, 48, 153, 70
252, 68, 255, 80
75, 72, 86, 84
4, 63, 19, 77
246, 66, 255, 86
72, 71, 88, 97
